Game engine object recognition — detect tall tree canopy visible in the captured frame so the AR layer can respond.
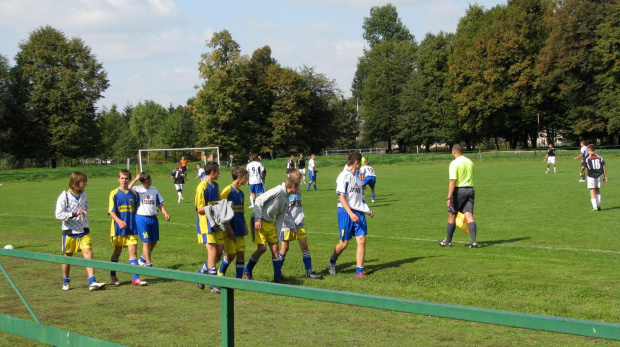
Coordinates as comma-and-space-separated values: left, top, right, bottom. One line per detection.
12, 26, 108, 166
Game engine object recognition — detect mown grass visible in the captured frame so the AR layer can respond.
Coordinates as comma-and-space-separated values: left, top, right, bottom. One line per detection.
0, 154, 619, 346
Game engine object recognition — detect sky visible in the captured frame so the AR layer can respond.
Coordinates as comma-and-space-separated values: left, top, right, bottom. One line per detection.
0, 0, 506, 110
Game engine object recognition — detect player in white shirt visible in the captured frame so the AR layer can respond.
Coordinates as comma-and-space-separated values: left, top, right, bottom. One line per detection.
360, 160, 377, 202
328, 151, 374, 278
246, 153, 266, 208
573, 140, 588, 182
196, 163, 206, 181
306, 154, 317, 191
132, 172, 170, 267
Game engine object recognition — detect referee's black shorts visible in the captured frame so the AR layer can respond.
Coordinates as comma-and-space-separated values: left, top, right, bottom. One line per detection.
450, 187, 474, 214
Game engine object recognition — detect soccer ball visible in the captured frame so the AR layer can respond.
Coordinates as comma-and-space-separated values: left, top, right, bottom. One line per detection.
3, 245, 14, 250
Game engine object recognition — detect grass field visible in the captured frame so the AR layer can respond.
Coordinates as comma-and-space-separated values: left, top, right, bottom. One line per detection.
0, 154, 619, 346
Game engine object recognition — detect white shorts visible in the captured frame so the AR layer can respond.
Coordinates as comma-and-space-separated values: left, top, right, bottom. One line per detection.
547, 157, 556, 164
587, 176, 601, 189
175, 184, 184, 191
299, 168, 305, 175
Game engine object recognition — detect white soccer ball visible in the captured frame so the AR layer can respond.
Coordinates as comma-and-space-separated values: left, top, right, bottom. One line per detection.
4, 245, 14, 250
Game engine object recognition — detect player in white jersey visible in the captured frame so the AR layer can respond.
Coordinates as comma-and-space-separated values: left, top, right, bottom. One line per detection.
196, 163, 206, 181
131, 172, 170, 267
246, 153, 266, 208
328, 151, 374, 278
573, 140, 588, 181
360, 160, 377, 202
306, 154, 317, 191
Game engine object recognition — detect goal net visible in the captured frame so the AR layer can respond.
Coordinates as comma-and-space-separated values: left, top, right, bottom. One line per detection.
137, 147, 220, 174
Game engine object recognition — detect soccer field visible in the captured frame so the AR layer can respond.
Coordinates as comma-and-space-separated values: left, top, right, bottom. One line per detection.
0, 156, 619, 346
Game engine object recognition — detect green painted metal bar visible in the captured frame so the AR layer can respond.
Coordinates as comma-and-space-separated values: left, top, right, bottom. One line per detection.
0, 314, 124, 346
221, 287, 235, 347
1, 249, 619, 342
0, 260, 41, 324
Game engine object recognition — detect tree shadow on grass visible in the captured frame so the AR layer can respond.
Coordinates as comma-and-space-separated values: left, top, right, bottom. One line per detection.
479, 237, 530, 248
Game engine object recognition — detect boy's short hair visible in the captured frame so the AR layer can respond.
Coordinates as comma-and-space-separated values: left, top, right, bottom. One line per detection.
288, 168, 301, 183
347, 151, 361, 166
139, 172, 151, 183
196, 163, 202, 167
452, 144, 463, 154
205, 161, 219, 175
250, 153, 259, 162
231, 166, 248, 180
285, 176, 299, 189
69, 172, 87, 192
587, 144, 595, 151
118, 169, 131, 179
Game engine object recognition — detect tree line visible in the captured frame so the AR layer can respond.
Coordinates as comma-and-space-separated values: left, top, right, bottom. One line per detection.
1, 0, 618, 168
356, 0, 619, 152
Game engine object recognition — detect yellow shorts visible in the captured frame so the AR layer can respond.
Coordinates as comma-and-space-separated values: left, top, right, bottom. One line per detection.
62, 233, 92, 254
281, 227, 307, 242
252, 221, 278, 245
110, 234, 139, 247
223, 234, 246, 254
198, 231, 224, 245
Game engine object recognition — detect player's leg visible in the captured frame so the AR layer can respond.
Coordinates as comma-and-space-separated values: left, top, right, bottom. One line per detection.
441, 194, 458, 246
220, 235, 237, 276
298, 237, 322, 279
127, 242, 146, 286
81, 242, 105, 290
464, 190, 477, 248
587, 177, 599, 210
110, 241, 123, 286
355, 235, 366, 277
62, 249, 72, 290
330, 208, 353, 275
244, 239, 267, 280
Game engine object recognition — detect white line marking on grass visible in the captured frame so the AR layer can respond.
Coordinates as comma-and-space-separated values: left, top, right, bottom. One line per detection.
311, 232, 620, 255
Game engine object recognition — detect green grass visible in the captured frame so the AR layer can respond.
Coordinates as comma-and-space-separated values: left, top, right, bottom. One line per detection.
0, 156, 619, 346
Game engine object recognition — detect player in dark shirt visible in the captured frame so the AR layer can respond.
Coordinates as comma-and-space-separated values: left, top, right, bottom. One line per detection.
297, 153, 307, 184
581, 144, 608, 211
543, 144, 556, 174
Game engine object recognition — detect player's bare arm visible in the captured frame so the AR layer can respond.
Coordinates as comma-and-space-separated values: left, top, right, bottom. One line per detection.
447, 179, 456, 207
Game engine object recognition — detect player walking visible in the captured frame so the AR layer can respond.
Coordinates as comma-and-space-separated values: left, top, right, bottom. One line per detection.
582, 144, 608, 211
360, 160, 377, 202
573, 141, 588, 182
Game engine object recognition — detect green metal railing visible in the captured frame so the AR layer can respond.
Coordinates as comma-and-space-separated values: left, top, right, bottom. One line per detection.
1, 249, 619, 346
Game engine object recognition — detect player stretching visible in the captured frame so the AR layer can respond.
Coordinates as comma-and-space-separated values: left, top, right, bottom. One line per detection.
582, 144, 608, 211
328, 151, 374, 278
543, 144, 556, 174
360, 160, 377, 202
132, 172, 170, 268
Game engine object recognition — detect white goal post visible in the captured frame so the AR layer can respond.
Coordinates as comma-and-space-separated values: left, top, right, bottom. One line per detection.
138, 147, 220, 173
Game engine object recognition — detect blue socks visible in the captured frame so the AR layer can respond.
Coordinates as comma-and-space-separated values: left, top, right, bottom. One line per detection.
302, 252, 312, 273
272, 258, 283, 280
219, 259, 230, 275
235, 262, 244, 278
129, 258, 139, 280
355, 266, 364, 276
244, 257, 258, 276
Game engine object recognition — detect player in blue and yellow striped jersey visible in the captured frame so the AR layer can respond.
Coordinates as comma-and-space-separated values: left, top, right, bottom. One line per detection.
195, 161, 223, 293
218, 167, 249, 279
108, 169, 147, 286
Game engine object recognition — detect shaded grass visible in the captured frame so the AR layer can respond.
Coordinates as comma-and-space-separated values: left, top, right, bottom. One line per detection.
0, 157, 619, 346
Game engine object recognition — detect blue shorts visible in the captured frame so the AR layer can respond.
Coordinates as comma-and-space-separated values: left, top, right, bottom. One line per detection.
250, 184, 265, 194
337, 207, 367, 241
362, 176, 376, 189
309, 171, 317, 181
136, 215, 159, 243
